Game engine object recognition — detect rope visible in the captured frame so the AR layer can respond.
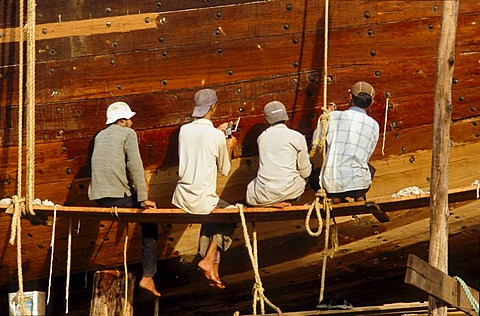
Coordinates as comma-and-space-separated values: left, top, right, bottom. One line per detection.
237, 203, 282, 315
381, 97, 389, 156
66, 219, 72, 314
453, 276, 479, 315
391, 186, 426, 198
124, 222, 130, 315
8, 196, 27, 312
305, 189, 334, 302
472, 180, 480, 199
307, 0, 337, 300
322, 0, 329, 113
111, 206, 124, 222
47, 205, 59, 304
25, 0, 36, 216
17, 0, 25, 204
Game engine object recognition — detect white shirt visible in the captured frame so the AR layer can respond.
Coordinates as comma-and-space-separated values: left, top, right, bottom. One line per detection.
321, 107, 379, 193
172, 119, 231, 214
246, 124, 312, 206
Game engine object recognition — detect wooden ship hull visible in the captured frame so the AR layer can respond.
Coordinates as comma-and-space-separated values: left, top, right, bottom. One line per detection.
0, 0, 479, 315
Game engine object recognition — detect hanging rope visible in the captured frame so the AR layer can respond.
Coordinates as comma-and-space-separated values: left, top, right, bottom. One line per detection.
65, 219, 72, 314
10, 0, 28, 310
17, 0, 25, 205
381, 97, 389, 156
7, 196, 27, 312
47, 205, 59, 304
453, 276, 479, 315
305, 0, 337, 302
25, 0, 36, 216
123, 220, 130, 314
237, 203, 282, 315
472, 180, 480, 199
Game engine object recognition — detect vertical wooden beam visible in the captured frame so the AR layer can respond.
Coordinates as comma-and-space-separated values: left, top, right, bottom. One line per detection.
429, 1, 459, 316
90, 270, 135, 316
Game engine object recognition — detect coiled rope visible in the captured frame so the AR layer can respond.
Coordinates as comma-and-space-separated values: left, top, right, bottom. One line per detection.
237, 203, 282, 315
453, 276, 479, 315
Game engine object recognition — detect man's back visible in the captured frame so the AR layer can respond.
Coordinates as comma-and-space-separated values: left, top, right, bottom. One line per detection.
172, 118, 231, 214
89, 124, 147, 201
246, 123, 311, 206
321, 107, 379, 193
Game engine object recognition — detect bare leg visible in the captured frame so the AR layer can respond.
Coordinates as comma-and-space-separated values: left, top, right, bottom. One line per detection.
139, 277, 161, 297
331, 197, 343, 204
198, 242, 225, 289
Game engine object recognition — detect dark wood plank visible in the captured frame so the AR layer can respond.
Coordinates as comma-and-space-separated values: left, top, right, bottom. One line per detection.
405, 254, 479, 315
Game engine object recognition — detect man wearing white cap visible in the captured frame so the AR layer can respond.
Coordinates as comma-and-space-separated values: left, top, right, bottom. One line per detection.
172, 89, 237, 289
246, 101, 312, 206
89, 101, 160, 296
311, 81, 379, 203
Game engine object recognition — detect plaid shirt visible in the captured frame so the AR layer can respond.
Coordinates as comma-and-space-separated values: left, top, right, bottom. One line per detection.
321, 107, 379, 193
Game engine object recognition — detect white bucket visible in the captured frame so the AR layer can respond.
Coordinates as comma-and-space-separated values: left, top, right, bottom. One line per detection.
8, 291, 46, 316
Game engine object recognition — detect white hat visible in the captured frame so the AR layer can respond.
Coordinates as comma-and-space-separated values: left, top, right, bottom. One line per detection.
105, 102, 136, 124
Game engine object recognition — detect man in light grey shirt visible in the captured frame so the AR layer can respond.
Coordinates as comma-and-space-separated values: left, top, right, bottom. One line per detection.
89, 101, 159, 297
172, 89, 237, 289
246, 101, 312, 206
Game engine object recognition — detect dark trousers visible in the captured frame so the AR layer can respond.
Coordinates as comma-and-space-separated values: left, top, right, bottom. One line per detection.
308, 163, 376, 202
94, 195, 158, 278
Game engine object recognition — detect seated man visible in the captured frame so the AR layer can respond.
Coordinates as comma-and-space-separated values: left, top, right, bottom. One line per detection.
172, 89, 237, 289
310, 81, 379, 204
246, 101, 312, 207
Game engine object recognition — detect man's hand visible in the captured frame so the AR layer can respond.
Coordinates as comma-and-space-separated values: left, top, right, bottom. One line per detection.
217, 122, 229, 132
141, 200, 157, 209
226, 136, 237, 159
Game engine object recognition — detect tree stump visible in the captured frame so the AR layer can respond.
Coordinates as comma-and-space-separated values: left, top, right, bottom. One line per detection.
90, 270, 135, 316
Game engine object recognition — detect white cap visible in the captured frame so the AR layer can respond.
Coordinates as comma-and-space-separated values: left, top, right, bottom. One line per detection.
105, 102, 136, 124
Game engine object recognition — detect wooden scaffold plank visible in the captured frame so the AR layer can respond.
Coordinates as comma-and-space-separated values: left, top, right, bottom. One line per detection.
0, 185, 478, 224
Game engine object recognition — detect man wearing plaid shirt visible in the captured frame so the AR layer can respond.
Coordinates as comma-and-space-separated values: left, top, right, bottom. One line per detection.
311, 81, 379, 204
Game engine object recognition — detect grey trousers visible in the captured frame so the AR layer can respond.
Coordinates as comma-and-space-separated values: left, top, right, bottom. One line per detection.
198, 199, 236, 260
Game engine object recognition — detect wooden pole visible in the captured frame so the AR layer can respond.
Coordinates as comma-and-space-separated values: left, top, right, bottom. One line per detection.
429, 1, 459, 315
90, 270, 135, 316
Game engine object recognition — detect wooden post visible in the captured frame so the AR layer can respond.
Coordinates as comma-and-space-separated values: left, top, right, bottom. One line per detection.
429, 1, 459, 316
90, 270, 135, 316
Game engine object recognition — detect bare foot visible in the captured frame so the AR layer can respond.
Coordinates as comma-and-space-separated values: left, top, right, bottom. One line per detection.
198, 261, 224, 288
139, 277, 161, 297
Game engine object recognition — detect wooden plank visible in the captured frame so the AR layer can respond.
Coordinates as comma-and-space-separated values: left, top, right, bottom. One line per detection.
365, 201, 390, 223
405, 254, 478, 315
238, 302, 466, 315
1, 185, 477, 224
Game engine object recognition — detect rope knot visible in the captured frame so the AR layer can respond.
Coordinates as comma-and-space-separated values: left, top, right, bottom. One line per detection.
316, 189, 327, 199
